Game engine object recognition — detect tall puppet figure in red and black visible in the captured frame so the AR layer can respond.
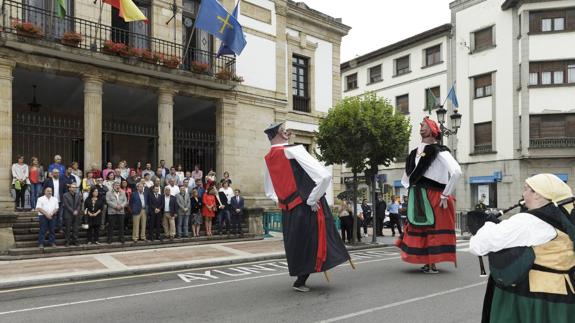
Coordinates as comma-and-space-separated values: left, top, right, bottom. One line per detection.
396, 117, 462, 273
263, 122, 351, 292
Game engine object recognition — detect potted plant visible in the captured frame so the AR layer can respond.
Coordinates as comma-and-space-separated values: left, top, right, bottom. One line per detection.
162, 55, 181, 69
141, 50, 162, 64
232, 74, 244, 83
215, 68, 233, 81
61, 31, 82, 47
12, 20, 43, 39
102, 40, 128, 56
191, 61, 209, 74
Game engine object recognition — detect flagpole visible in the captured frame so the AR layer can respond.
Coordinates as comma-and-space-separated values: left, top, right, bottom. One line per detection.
182, 1, 200, 67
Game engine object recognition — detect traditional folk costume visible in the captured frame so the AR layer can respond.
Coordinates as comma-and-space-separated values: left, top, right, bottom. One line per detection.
396, 117, 462, 269
470, 174, 575, 323
263, 123, 350, 291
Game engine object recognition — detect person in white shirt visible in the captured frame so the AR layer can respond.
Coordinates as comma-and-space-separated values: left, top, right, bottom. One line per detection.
162, 186, 177, 240
397, 117, 462, 274
36, 187, 59, 248
468, 174, 575, 323
167, 178, 179, 196
12, 155, 29, 211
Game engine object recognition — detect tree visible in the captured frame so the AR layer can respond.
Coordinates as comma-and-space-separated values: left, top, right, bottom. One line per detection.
316, 93, 411, 243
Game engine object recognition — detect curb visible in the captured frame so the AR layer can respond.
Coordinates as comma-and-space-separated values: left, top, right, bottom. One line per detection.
0, 242, 392, 290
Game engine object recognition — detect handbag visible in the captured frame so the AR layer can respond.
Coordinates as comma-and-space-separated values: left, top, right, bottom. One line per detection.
14, 180, 21, 191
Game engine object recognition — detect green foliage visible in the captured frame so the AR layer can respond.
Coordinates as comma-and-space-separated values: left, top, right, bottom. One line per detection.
316, 93, 412, 174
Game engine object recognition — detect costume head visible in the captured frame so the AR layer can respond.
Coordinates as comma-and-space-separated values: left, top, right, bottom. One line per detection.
421, 117, 441, 140
525, 173, 573, 213
264, 122, 284, 141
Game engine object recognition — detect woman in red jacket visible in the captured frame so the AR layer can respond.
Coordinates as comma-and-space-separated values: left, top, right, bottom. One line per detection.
202, 187, 217, 236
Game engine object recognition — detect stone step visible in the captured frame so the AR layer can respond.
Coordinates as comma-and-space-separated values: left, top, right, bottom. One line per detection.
3, 234, 260, 260
14, 228, 249, 247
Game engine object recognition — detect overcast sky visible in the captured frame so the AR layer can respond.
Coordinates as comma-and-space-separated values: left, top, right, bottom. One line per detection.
300, 0, 454, 62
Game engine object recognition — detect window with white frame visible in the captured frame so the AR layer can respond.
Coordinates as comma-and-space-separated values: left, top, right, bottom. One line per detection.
529, 72, 538, 85
346, 73, 358, 91
474, 73, 492, 99
530, 61, 575, 86
530, 8, 575, 33
568, 65, 575, 83
368, 65, 382, 84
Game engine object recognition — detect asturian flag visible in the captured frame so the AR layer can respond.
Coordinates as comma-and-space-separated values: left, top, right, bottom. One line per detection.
195, 0, 247, 56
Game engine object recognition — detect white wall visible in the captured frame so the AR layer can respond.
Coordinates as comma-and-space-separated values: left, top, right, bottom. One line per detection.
529, 33, 575, 61
454, 0, 515, 162
238, 0, 276, 36
529, 87, 575, 113
473, 97, 492, 123
308, 35, 333, 113
236, 34, 276, 91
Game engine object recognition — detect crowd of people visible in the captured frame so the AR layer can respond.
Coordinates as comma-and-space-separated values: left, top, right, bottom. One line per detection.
336, 194, 407, 243
11, 155, 245, 248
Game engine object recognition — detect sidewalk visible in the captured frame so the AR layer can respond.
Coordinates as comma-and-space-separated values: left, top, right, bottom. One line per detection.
0, 234, 390, 290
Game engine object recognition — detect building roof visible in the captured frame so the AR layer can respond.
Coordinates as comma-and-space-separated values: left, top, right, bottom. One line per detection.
340, 24, 452, 72
501, 0, 520, 10
287, 1, 351, 34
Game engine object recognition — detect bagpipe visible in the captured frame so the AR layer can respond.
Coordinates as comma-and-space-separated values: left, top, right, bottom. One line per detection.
466, 200, 526, 277
467, 197, 575, 281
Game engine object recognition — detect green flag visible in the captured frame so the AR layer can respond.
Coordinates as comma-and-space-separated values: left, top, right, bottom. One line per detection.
426, 88, 438, 114
55, 0, 66, 19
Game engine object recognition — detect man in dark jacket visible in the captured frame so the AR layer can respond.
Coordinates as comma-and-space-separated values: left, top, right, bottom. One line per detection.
62, 183, 83, 246
148, 186, 164, 241
375, 194, 387, 237
230, 189, 245, 236
129, 183, 149, 242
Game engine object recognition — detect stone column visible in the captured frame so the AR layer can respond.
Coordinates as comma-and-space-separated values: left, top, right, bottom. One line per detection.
158, 88, 175, 167
0, 57, 15, 209
215, 97, 237, 177
83, 75, 103, 174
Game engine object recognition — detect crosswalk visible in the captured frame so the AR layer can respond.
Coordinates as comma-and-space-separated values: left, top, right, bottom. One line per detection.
456, 239, 470, 252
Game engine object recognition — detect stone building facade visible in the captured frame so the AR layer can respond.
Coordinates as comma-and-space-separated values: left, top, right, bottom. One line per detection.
0, 0, 349, 209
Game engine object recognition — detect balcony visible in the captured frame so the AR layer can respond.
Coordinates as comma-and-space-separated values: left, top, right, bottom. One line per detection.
293, 96, 310, 113
473, 144, 494, 154
530, 137, 575, 148
0, 1, 236, 82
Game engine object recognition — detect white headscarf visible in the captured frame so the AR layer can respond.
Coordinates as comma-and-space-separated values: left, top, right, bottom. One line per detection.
526, 174, 573, 213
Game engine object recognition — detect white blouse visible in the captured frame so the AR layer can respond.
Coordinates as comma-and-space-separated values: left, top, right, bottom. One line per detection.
469, 212, 557, 256
264, 143, 331, 207
401, 143, 462, 197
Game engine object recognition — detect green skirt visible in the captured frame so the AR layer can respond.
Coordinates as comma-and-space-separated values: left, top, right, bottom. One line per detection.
489, 287, 575, 323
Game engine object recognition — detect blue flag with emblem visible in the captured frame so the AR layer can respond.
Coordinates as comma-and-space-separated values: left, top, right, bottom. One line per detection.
216, 0, 240, 57
195, 0, 247, 56
446, 84, 459, 108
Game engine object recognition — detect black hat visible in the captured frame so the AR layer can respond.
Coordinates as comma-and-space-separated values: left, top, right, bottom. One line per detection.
264, 122, 283, 141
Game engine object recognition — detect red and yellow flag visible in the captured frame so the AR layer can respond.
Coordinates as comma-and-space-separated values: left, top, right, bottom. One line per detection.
103, 0, 148, 22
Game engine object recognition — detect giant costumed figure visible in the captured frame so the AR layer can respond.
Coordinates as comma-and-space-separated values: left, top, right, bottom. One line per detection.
396, 117, 462, 273
263, 122, 351, 292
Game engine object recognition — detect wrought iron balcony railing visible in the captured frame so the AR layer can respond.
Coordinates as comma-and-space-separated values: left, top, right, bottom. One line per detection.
474, 144, 494, 154
293, 96, 310, 113
530, 137, 575, 148
0, 0, 235, 78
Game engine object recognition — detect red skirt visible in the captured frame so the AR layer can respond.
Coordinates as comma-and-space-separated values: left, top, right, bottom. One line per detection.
396, 188, 457, 265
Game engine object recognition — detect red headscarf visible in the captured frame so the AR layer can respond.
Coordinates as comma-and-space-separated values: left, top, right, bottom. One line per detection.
423, 117, 441, 138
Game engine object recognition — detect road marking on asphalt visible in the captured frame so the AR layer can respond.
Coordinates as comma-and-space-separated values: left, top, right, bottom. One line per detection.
0, 255, 401, 316
317, 281, 487, 323
93, 254, 129, 270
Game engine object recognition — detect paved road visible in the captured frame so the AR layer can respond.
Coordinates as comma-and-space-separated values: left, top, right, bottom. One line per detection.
0, 240, 486, 323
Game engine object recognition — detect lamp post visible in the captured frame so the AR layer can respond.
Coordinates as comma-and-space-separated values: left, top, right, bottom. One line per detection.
435, 105, 462, 145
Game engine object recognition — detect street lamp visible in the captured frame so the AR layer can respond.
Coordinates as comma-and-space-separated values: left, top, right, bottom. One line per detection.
435, 105, 461, 143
